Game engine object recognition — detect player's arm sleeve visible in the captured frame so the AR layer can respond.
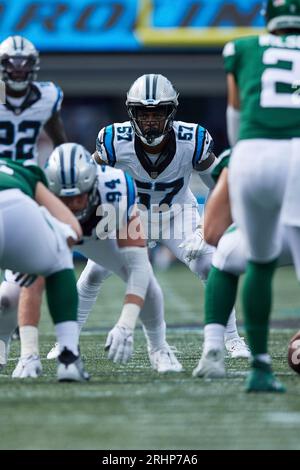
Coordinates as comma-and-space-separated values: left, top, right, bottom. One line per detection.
223, 41, 241, 146
95, 125, 116, 167
118, 246, 151, 302
223, 40, 239, 78
26, 163, 49, 189
192, 127, 217, 189
117, 176, 150, 303
117, 172, 138, 230
226, 104, 240, 147
211, 148, 231, 185
51, 84, 64, 116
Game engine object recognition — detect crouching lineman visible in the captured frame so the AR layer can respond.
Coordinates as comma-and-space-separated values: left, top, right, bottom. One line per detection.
92, 73, 249, 358
10, 143, 182, 376
193, 149, 292, 390
0, 158, 89, 381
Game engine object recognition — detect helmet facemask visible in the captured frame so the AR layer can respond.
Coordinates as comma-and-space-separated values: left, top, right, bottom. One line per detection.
1, 54, 39, 92
127, 103, 177, 146
78, 183, 99, 223
61, 183, 99, 223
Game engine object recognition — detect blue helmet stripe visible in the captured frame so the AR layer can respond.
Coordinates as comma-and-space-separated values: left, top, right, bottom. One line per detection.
58, 145, 66, 187
103, 125, 116, 166
152, 74, 158, 99
70, 144, 77, 185
192, 125, 206, 167
145, 74, 150, 100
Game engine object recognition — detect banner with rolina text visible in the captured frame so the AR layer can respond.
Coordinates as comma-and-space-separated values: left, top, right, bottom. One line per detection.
0, 0, 265, 51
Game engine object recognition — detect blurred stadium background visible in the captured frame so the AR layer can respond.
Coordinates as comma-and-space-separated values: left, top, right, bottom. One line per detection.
2, 0, 300, 451
11, 0, 264, 167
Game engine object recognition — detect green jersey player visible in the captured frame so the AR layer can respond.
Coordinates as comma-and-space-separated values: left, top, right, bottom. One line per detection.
0, 159, 89, 381
193, 149, 293, 381
222, 0, 300, 392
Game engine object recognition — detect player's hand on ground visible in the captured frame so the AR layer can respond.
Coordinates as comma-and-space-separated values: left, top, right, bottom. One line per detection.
105, 325, 134, 364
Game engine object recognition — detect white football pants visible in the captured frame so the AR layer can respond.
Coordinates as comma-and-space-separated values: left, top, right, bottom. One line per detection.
229, 138, 300, 279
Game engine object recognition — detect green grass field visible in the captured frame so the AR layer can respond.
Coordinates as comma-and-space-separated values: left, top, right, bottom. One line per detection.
1, 262, 300, 450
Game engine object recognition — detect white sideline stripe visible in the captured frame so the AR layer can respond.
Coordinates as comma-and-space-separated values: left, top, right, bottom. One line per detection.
266, 412, 300, 425
37, 327, 203, 337
34, 327, 295, 338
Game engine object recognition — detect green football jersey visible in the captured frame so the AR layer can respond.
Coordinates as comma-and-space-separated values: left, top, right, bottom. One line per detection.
0, 159, 48, 198
223, 34, 300, 139
212, 148, 231, 183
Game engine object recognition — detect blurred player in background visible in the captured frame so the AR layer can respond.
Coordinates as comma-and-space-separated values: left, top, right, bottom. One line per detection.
222, 0, 300, 392
0, 35, 67, 371
0, 158, 89, 381
193, 149, 293, 379
92, 73, 249, 358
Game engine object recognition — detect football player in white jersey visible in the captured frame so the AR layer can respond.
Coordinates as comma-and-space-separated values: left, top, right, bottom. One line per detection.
0, 35, 66, 161
11, 143, 182, 376
87, 74, 249, 358
0, 35, 67, 372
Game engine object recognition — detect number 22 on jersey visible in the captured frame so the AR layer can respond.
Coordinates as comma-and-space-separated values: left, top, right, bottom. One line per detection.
0, 120, 41, 159
261, 48, 300, 108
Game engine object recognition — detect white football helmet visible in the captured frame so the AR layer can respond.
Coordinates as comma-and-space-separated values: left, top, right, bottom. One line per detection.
0, 36, 39, 92
45, 143, 98, 222
126, 74, 179, 146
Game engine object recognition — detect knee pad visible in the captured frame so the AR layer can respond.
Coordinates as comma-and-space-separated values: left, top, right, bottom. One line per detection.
213, 229, 247, 275
78, 260, 112, 287
0, 280, 21, 314
119, 247, 151, 300
0, 281, 20, 336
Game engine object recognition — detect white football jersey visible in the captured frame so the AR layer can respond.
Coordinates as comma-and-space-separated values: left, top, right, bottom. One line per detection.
0, 81, 63, 161
96, 120, 214, 210
79, 165, 137, 240
73, 165, 137, 278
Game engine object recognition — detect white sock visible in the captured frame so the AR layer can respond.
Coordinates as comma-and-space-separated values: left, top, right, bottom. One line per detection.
203, 324, 225, 354
0, 337, 10, 364
77, 282, 101, 332
55, 321, 79, 356
225, 309, 240, 341
20, 326, 39, 357
255, 354, 271, 365
142, 321, 167, 352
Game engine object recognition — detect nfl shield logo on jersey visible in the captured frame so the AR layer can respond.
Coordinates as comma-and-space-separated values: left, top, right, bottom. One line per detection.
151, 171, 158, 179
273, 0, 285, 6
